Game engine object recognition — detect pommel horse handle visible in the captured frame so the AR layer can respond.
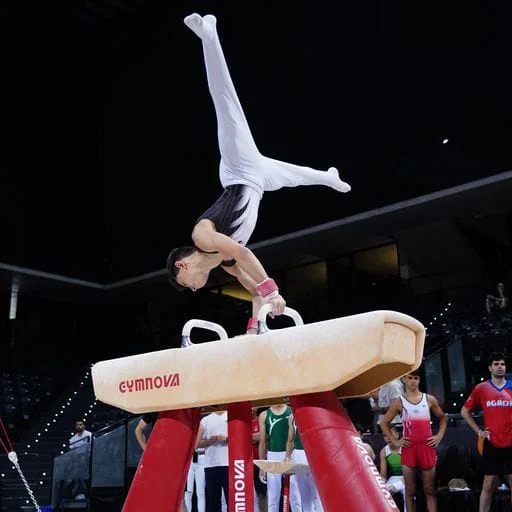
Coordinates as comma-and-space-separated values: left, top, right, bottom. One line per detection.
181, 319, 228, 347
257, 304, 304, 332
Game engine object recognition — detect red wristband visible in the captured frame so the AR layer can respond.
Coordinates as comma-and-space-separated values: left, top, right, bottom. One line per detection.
256, 278, 279, 298
247, 317, 258, 332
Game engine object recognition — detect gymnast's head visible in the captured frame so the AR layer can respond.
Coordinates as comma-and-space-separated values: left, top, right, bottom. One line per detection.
402, 368, 421, 390
167, 246, 209, 292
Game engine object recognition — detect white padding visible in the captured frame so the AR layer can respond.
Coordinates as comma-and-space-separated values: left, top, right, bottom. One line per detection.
91, 310, 424, 413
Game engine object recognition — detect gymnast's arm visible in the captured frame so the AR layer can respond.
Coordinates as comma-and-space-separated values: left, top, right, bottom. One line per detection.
379, 446, 387, 479
195, 422, 217, 449
195, 230, 266, 282
198, 230, 286, 315
380, 399, 404, 449
222, 265, 267, 321
284, 414, 295, 462
258, 410, 268, 461
222, 263, 259, 295
257, 410, 268, 481
426, 394, 448, 447
134, 418, 150, 451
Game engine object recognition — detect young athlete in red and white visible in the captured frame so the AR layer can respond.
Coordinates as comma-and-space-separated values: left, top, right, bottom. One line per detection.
461, 352, 512, 512
381, 369, 447, 512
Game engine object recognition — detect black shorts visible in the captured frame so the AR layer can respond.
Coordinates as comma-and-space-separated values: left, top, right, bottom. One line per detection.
482, 439, 512, 476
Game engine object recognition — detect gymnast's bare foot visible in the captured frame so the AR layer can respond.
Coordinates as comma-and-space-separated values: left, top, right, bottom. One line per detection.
184, 13, 216, 43
327, 167, 351, 193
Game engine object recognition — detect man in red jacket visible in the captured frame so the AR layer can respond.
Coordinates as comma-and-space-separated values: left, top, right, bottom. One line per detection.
461, 352, 512, 512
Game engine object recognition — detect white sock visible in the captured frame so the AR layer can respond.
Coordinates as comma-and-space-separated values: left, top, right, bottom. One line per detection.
183, 13, 216, 43
327, 167, 351, 193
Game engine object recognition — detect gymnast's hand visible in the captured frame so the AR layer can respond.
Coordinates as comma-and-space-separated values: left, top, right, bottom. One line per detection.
268, 294, 286, 317
398, 436, 411, 449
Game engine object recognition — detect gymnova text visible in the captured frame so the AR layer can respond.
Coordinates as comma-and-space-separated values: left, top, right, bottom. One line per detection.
118, 373, 180, 393
233, 459, 247, 511
354, 436, 398, 509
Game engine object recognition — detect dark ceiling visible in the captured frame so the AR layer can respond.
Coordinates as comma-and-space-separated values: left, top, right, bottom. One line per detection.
1, 1, 511, 283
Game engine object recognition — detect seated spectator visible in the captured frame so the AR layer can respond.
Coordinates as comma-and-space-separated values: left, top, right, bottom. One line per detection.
486, 282, 508, 314
69, 419, 92, 450
379, 426, 405, 507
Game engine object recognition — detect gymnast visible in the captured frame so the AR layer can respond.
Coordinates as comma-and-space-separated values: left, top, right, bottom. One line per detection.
167, 13, 350, 327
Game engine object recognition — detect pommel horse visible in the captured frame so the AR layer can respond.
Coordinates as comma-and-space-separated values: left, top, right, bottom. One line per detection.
91, 307, 425, 512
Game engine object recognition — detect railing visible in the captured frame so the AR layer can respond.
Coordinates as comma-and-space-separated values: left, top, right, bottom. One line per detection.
69, 434, 92, 450
51, 414, 143, 508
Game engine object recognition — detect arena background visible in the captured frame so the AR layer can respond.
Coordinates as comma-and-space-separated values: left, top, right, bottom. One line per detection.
0, 2, 511, 511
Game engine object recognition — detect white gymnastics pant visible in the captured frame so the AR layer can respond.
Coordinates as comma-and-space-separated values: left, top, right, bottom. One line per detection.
266, 451, 302, 512
386, 475, 406, 512
292, 449, 323, 512
185, 456, 227, 512
186, 13, 349, 242
185, 457, 206, 512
